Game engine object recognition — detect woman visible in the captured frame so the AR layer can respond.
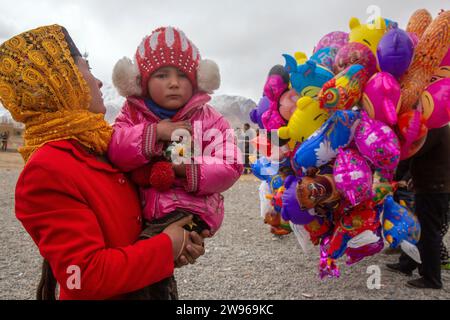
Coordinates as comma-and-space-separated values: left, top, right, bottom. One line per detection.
0, 25, 206, 300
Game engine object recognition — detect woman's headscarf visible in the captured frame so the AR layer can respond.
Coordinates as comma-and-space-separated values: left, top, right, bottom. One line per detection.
0, 24, 112, 162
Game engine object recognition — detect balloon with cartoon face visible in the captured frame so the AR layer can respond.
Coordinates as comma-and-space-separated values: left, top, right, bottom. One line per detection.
333, 42, 378, 76
419, 78, 450, 129
278, 88, 299, 121
431, 48, 450, 83
314, 31, 349, 53
281, 175, 316, 225
348, 16, 388, 55
296, 173, 341, 210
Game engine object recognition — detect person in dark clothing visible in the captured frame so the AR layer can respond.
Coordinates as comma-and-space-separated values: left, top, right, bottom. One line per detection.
386, 125, 450, 289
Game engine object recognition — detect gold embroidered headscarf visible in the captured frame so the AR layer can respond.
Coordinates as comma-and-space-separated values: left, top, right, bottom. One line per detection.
0, 25, 112, 162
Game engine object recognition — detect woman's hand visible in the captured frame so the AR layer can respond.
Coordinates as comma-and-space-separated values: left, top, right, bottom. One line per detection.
156, 119, 192, 142
175, 231, 206, 268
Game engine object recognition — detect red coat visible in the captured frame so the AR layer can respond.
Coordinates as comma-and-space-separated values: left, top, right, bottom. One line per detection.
15, 140, 174, 300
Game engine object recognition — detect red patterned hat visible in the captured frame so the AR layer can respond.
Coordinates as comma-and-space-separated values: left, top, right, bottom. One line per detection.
113, 26, 220, 97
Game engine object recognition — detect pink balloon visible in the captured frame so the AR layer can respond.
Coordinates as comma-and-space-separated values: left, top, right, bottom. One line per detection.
420, 78, 450, 129
362, 72, 401, 126
334, 42, 378, 76
354, 111, 401, 172
333, 148, 373, 207
314, 31, 349, 53
440, 47, 450, 66
407, 32, 419, 48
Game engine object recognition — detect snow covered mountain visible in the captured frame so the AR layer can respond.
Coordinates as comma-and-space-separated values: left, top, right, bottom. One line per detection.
0, 84, 257, 129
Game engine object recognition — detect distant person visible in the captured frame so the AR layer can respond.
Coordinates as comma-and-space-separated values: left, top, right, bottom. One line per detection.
1, 131, 8, 151
109, 26, 243, 298
242, 123, 256, 174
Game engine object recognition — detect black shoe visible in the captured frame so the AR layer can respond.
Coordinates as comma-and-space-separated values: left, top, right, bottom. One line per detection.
406, 277, 442, 289
386, 263, 413, 276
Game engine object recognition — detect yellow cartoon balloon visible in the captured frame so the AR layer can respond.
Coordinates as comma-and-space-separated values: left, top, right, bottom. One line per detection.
278, 96, 329, 148
348, 16, 387, 55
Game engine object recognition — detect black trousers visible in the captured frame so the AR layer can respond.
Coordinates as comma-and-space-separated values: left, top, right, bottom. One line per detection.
399, 193, 449, 287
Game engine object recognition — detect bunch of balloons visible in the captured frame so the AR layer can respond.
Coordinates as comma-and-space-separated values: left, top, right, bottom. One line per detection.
248, 9, 449, 279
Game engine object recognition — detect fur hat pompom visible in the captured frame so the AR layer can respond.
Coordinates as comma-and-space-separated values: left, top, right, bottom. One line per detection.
112, 57, 142, 97
197, 59, 221, 94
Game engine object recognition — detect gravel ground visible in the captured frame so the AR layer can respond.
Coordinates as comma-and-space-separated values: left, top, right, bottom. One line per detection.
0, 169, 449, 300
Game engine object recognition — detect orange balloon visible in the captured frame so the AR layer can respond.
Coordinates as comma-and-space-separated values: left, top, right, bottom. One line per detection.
406, 9, 432, 38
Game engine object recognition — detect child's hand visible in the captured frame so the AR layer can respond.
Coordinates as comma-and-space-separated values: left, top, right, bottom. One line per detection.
172, 163, 187, 178
156, 119, 192, 142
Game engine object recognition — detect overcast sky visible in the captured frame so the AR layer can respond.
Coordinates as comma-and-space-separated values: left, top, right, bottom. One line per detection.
0, 0, 446, 101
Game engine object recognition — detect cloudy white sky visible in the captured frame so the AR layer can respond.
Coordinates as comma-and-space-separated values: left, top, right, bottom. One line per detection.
0, 0, 446, 101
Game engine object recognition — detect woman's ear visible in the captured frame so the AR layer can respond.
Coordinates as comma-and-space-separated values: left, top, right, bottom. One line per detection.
112, 57, 142, 97
197, 59, 220, 94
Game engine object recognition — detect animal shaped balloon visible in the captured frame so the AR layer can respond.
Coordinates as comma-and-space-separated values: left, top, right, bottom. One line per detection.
333, 148, 373, 207
382, 195, 421, 262
348, 16, 387, 55
278, 96, 329, 146
310, 47, 338, 72
319, 236, 341, 279
314, 31, 349, 53
278, 88, 299, 121
296, 172, 341, 211
345, 231, 384, 265
396, 110, 428, 160
406, 9, 432, 39
333, 42, 378, 76
281, 175, 316, 225
400, 10, 450, 113
283, 53, 334, 98
377, 28, 414, 78
361, 72, 401, 126
354, 111, 400, 173
293, 110, 360, 170
419, 78, 450, 129
249, 96, 270, 129
431, 48, 450, 82
318, 64, 370, 112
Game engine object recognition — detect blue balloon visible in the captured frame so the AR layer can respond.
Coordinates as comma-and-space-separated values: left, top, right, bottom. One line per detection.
251, 157, 291, 192
293, 110, 361, 171
310, 47, 338, 73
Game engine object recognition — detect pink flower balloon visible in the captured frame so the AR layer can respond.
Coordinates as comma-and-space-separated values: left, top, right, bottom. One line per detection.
333, 42, 378, 76
354, 111, 401, 172
420, 78, 450, 129
333, 148, 373, 207
314, 31, 349, 53
362, 72, 401, 126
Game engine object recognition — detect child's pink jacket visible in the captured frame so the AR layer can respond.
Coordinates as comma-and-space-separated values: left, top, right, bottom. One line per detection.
107, 93, 243, 234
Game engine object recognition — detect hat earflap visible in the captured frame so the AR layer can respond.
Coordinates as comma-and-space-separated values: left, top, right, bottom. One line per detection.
197, 59, 221, 94
112, 57, 142, 97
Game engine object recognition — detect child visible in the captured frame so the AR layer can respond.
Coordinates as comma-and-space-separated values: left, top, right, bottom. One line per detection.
108, 27, 243, 299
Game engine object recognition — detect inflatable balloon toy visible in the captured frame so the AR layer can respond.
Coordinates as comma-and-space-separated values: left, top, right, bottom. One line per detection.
361, 72, 401, 126
261, 65, 290, 131
333, 148, 373, 207
319, 236, 341, 279
318, 64, 370, 112
382, 195, 421, 263
354, 111, 401, 175
371, 171, 396, 204
293, 109, 360, 170
396, 110, 428, 160
399, 10, 450, 114
278, 88, 299, 121
377, 28, 414, 79
431, 48, 450, 83
249, 96, 270, 129
345, 230, 384, 265
264, 210, 292, 236
278, 96, 329, 148
348, 16, 388, 55
305, 216, 332, 246
419, 78, 450, 129
296, 170, 341, 213
333, 42, 378, 76
251, 156, 292, 192
310, 47, 339, 72
327, 200, 380, 260
283, 53, 334, 98
406, 9, 432, 39
281, 175, 316, 225
314, 31, 349, 53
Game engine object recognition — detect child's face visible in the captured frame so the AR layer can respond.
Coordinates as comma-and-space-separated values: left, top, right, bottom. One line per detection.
148, 66, 193, 110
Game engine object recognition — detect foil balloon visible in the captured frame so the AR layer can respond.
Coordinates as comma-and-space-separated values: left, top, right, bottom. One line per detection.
333, 148, 373, 207
249, 96, 270, 129
333, 42, 378, 76
319, 236, 341, 279
314, 31, 349, 53
400, 11, 450, 113
361, 72, 401, 126
318, 64, 370, 112
397, 110, 428, 160
283, 53, 334, 98
419, 78, 450, 129
406, 9, 432, 39
296, 173, 341, 211
251, 156, 291, 192
348, 16, 388, 55
305, 216, 331, 245
264, 211, 292, 236
377, 28, 414, 79
278, 96, 329, 146
382, 195, 421, 262
310, 47, 338, 72
354, 111, 400, 173
345, 231, 384, 265
328, 200, 380, 259
293, 110, 360, 170
431, 48, 450, 83
281, 175, 316, 225
278, 88, 300, 121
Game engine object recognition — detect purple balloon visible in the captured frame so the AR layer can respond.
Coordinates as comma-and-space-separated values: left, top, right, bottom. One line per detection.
281, 176, 315, 225
249, 96, 270, 129
345, 235, 384, 266
377, 28, 414, 79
